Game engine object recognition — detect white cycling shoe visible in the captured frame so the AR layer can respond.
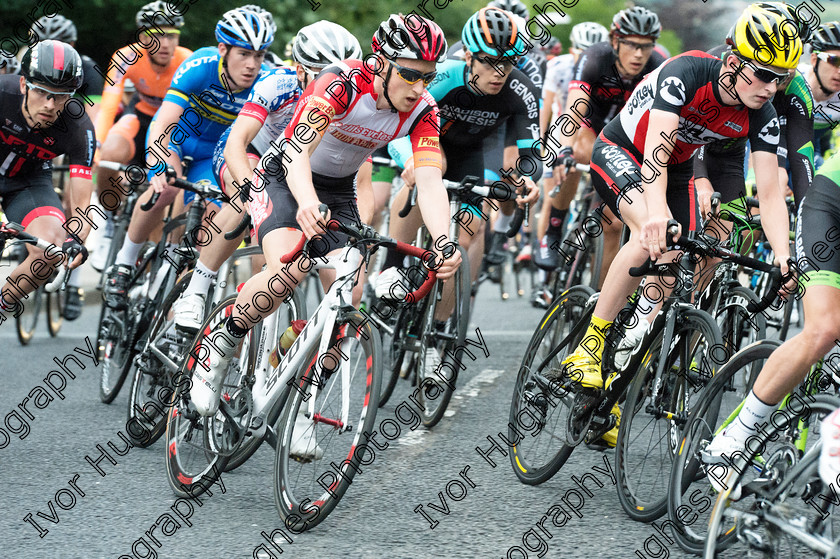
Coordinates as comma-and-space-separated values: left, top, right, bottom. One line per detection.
190, 326, 238, 416
702, 428, 746, 500
173, 292, 206, 332
289, 411, 324, 461
820, 408, 840, 487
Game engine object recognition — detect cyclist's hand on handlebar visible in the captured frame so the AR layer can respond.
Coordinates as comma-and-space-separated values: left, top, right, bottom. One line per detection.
695, 177, 715, 220
400, 159, 416, 187
552, 146, 575, 184
774, 254, 795, 299
150, 170, 173, 194
296, 201, 330, 240
433, 244, 461, 281
517, 177, 539, 207
63, 238, 89, 270
640, 214, 679, 260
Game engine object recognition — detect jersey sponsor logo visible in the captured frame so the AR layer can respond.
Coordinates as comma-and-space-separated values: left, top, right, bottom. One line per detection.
337, 123, 395, 142
439, 106, 500, 127
418, 137, 439, 149
723, 120, 743, 132
757, 117, 781, 145
600, 145, 638, 177
0, 129, 57, 160
173, 55, 218, 82
509, 78, 539, 120
626, 82, 655, 115
308, 97, 336, 119
659, 77, 686, 106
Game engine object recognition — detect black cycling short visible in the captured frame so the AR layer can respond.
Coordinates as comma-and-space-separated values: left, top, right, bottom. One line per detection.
442, 140, 485, 212
0, 167, 65, 228
249, 170, 360, 258
590, 136, 700, 232
705, 146, 748, 204
795, 174, 840, 289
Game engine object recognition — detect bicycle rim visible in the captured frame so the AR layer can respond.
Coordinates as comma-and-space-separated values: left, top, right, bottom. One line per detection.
46, 288, 64, 336
16, 286, 42, 345
616, 308, 724, 522
98, 303, 134, 403
509, 285, 594, 485
274, 311, 380, 531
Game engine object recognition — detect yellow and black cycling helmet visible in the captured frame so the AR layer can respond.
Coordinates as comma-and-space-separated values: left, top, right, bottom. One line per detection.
726, 5, 802, 69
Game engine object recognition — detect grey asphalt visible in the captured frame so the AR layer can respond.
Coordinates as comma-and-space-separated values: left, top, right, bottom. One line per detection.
0, 273, 792, 559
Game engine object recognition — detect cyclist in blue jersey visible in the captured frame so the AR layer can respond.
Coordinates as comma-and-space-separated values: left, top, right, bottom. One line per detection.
103, 7, 274, 310
169, 21, 364, 332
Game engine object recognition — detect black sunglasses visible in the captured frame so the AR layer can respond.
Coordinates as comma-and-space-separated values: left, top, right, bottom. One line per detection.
475, 55, 518, 70
388, 60, 436, 86
737, 57, 791, 85
817, 52, 840, 68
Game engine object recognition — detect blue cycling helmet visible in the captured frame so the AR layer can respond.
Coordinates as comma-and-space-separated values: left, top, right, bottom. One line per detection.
462, 7, 526, 59
215, 8, 274, 51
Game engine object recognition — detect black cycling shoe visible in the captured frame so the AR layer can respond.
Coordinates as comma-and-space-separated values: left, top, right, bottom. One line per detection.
532, 233, 562, 271
103, 264, 132, 310
62, 287, 84, 320
484, 231, 507, 265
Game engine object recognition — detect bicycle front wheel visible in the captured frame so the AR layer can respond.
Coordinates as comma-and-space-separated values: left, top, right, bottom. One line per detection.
509, 285, 594, 485
46, 287, 64, 336
274, 310, 381, 532
615, 307, 724, 522
16, 286, 43, 345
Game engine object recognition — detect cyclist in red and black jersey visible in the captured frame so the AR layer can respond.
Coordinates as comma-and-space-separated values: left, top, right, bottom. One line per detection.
0, 41, 94, 321
557, 7, 799, 448
537, 7, 665, 287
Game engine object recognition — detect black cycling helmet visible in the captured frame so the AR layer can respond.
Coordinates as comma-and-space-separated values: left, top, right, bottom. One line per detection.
136, 1, 186, 29
30, 15, 77, 43
752, 2, 812, 43
486, 0, 529, 20
21, 40, 83, 90
812, 22, 840, 53
611, 7, 661, 40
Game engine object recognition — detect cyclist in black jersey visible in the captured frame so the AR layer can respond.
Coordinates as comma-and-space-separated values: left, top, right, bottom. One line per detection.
0, 41, 94, 323
537, 7, 665, 288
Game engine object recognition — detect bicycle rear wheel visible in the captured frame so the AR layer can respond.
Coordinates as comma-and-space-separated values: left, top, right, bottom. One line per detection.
378, 303, 411, 407
705, 393, 840, 558
508, 285, 594, 485
667, 340, 779, 554
274, 310, 380, 532
415, 247, 471, 428
615, 307, 724, 522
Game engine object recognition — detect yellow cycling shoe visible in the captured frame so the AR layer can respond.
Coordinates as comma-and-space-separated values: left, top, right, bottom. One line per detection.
600, 402, 621, 447
560, 349, 604, 389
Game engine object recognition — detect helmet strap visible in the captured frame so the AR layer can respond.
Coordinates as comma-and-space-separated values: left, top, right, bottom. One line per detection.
814, 59, 835, 97
381, 64, 398, 113
221, 50, 243, 90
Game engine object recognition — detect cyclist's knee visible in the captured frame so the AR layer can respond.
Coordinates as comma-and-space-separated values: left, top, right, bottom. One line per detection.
802, 322, 840, 358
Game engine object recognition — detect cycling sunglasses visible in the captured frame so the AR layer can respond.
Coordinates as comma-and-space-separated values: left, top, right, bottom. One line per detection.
388, 60, 436, 86
617, 38, 656, 52
25, 81, 74, 102
737, 58, 791, 85
474, 55, 519, 70
817, 52, 840, 68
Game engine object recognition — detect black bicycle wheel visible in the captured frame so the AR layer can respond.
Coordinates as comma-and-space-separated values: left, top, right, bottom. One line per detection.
16, 286, 43, 345
126, 271, 195, 447
415, 247, 471, 428
274, 310, 381, 532
716, 286, 766, 375
165, 294, 248, 498
667, 340, 779, 554
615, 307, 725, 522
508, 285, 595, 485
705, 393, 840, 558
46, 287, 65, 336
378, 303, 411, 407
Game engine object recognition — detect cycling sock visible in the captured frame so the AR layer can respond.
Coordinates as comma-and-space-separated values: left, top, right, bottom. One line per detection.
493, 212, 514, 234
68, 266, 81, 288
225, 315, 249, 338
183, 260, 217, 298
546, 207, 567, 236
728, 390, 777, 442
115, 238, 144, 267
578, 315, 613, 361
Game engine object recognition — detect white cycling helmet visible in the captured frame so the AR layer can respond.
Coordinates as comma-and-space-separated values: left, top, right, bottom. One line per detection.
238, 4, 278, 37
571, 22, 609, 51
0, 54, 20, 75
293, 21, 362, 69
215, 7, 275, 51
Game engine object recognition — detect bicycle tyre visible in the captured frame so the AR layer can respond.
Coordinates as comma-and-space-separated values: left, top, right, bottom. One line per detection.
616, 307, 724, 522
16, 286, 42, 345
509, 285, 595, 485
705, 393, 840, 558
667, 339, 780, 554
274, 310, 381, 532
46, 287, 64, 336
416, 246, 471, 428
717, 286, 766, 362
378, 304, 411, 407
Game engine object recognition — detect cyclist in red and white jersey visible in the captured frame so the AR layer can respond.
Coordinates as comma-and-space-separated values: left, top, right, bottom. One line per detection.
188, 14, 461, 417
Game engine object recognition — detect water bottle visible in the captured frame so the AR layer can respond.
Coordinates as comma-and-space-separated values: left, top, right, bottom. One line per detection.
268, 320, 307, 368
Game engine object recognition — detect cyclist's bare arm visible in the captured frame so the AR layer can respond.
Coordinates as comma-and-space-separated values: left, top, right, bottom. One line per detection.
414, 164, 461, 280
283, 108, 327, 239
222, 112, 263, 199
356, 160, 375, 224
753, 150, 791, 277
65, 175, 94, 253
639, 109, 679, 259
146, 100, 185, 193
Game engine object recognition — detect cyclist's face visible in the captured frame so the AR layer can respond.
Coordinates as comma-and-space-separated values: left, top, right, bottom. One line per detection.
220, 45, 265, 89
726, 55, 782, 109
18, 77, 72, 127
812, 49, 840, 93
612, 34, 656, 77
147, 28, 180, 67
380, 57, 436, 112
465, 50, 515, 94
